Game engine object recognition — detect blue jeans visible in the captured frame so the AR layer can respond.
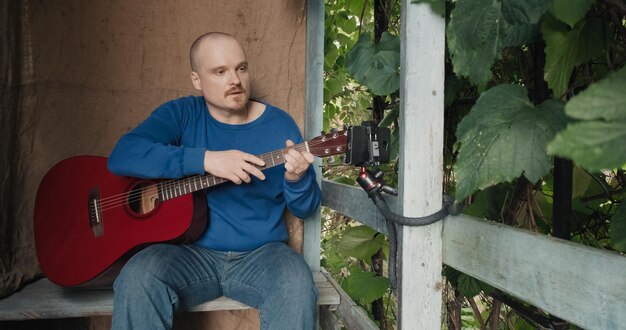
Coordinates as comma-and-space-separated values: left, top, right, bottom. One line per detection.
111, 242, 317, 329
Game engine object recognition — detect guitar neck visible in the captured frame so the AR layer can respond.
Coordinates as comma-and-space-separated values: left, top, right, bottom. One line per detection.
156, 142, 308, 202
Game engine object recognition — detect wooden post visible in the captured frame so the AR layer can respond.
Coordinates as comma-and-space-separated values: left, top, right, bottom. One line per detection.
397, 0, 445, 328
303, 0, 324, 271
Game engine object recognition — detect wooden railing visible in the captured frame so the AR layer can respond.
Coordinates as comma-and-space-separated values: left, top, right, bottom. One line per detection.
322, 180, 626, 329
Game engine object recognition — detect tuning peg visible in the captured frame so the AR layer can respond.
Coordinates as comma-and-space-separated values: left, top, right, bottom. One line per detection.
320, 130, 326, 136
328, 157, 336, 164
330, 128, 338, 133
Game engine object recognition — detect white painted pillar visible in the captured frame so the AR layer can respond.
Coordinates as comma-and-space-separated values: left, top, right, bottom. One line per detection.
398, 0, 445, 328
303, 0, 324, 271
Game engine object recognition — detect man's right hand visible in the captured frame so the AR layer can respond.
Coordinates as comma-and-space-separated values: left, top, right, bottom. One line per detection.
204, 150, 266, 184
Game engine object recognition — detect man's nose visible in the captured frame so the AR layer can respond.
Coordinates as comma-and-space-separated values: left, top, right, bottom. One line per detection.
228, 70, 241, 85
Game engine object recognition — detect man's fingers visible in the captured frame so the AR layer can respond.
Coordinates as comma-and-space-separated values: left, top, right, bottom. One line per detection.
244, 154, 265, 167
302, 151, 315, 164
243, 162, 266, 180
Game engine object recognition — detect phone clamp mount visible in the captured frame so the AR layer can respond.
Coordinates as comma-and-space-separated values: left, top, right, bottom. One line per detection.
343, 122, 464, 291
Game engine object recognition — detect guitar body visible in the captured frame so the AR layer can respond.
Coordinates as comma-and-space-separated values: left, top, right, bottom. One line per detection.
34, 156, 208, 288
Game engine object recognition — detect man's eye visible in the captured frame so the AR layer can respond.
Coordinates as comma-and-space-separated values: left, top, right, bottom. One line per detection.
215, 70, 225, 75
239, 66, 247, 72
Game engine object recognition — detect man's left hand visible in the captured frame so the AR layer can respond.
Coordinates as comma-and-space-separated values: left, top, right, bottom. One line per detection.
284, 140, 314, 182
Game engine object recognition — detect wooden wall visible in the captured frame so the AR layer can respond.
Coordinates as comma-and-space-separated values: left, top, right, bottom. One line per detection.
1, 0, 307, 328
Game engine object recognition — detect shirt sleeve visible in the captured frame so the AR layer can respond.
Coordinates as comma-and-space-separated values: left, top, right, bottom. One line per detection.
107, 100, 205, 179
282, 153, 322, 219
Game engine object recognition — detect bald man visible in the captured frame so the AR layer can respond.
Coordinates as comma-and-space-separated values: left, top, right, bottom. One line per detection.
108, 32, 321, 330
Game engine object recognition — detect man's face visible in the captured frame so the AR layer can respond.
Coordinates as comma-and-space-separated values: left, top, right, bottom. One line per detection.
191, 37, 250, 114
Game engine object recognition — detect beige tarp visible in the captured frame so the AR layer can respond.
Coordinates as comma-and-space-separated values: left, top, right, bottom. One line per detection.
1, 0, 307, 328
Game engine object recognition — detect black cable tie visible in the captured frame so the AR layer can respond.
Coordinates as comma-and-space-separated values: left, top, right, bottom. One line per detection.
366, 189, 465, 293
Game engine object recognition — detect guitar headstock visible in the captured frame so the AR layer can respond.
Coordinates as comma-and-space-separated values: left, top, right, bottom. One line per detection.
307, 129, 348, 157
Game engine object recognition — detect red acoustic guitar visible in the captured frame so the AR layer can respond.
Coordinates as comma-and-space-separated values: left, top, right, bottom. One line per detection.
34, 130, 348, 288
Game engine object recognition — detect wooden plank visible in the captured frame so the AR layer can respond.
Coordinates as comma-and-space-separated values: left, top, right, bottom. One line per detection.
397, 0, 446, 329
321, 270, 379, 330
0, 272, 339, 321
303, 0, 325, 272
321, 180, 392, 236
443, 215, 626, 330
319, 305, 341, 330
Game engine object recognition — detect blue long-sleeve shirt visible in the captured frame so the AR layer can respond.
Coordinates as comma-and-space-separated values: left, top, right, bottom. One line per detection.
108, 96, 321, 251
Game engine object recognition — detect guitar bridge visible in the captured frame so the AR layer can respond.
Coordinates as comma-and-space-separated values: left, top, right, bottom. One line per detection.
88, 188, 104, 237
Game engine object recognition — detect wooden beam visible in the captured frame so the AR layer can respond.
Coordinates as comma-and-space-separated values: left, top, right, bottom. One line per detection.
443, 215, 626, 330
398, 0, 446, 328
321, 270, 379, 330
321, 180, 392, 236
304, 0, 324, 271
0, 272, 339, 321
320, 182, 626, 328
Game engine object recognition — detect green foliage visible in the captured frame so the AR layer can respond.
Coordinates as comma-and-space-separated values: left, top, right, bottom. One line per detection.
611, 200, 626, 252
323, 0, 626, 328
447, 0, 551, 86
342, 269, 391, 303
338, 225, 387, 262
454, 84, 567, 200
462, 183, 513, 221
346, 32, 401, 95
550, 0, 595, 28
548, 66, 626, 171
444, 266, 494, 297
541, 14, 605, 99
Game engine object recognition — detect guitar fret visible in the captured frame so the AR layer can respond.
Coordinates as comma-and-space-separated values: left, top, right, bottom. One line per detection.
157, 184, 164, 202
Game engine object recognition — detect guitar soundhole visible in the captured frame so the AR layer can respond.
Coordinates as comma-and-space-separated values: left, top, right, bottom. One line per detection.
127, 181, 160, 217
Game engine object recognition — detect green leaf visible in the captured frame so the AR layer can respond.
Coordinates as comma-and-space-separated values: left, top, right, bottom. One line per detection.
457, 273, 494, 297
548, 67, 626, 171
363, 51, 400, 95
376, 32, 400, 53
346, 32, 400, 96
565, 66, 626, 121
447, 0, 501, 86
346, 33, 375, 83
550, 0, 595, 27
447, 0, 550, 86
454, 84, 567, 200
572, 167, 592, 198
335, 11, 358, 34
338, 225, 385, 261
379, 104, 399, 128
548, 121, 626, 171
610, 200, 626, 252
541, 15, 605, 98
462, 183, 513, 220
343, 271, 390, 303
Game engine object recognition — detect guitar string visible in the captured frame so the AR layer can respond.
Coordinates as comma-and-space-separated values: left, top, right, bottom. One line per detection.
97, 141, 340, 210
98, 144, 341, 212
97, 144, 309, 208
96, 138, 346, 212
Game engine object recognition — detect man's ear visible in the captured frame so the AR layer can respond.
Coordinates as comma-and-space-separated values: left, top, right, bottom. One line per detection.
190, 71, 201, 91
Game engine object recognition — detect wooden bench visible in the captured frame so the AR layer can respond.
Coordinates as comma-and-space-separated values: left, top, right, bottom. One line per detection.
0, 271, 339, 321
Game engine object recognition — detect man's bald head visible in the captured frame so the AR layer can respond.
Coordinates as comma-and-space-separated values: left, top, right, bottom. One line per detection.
189, 32, 244, 72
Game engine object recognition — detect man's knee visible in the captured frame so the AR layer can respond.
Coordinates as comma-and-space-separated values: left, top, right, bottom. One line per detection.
114, 245, 175, 294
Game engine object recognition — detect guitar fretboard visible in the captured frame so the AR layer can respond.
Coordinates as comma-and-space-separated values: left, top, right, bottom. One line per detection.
156, 143, 308, 202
